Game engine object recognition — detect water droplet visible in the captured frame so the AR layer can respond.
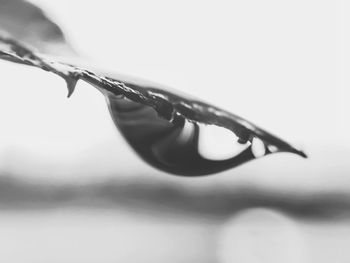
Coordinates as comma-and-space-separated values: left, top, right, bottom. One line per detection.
105, 93, 259, 176
0, 36, 307, 176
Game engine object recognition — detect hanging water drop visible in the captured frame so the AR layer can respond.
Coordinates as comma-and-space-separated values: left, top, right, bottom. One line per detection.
0, 35, 307, 176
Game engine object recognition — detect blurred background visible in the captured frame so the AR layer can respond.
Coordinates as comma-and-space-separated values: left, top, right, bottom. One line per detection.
0, 0, 349, 262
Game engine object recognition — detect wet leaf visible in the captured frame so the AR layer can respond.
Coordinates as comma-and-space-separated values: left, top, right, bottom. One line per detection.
0, 2, 306, 176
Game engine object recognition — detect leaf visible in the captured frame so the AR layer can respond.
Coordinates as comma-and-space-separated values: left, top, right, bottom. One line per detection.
0, 1, 306, 176
0, 0, 74, 55
0, 35, 306, 176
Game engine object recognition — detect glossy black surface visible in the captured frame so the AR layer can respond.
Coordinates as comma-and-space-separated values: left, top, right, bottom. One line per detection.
106, 93, 260, 176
